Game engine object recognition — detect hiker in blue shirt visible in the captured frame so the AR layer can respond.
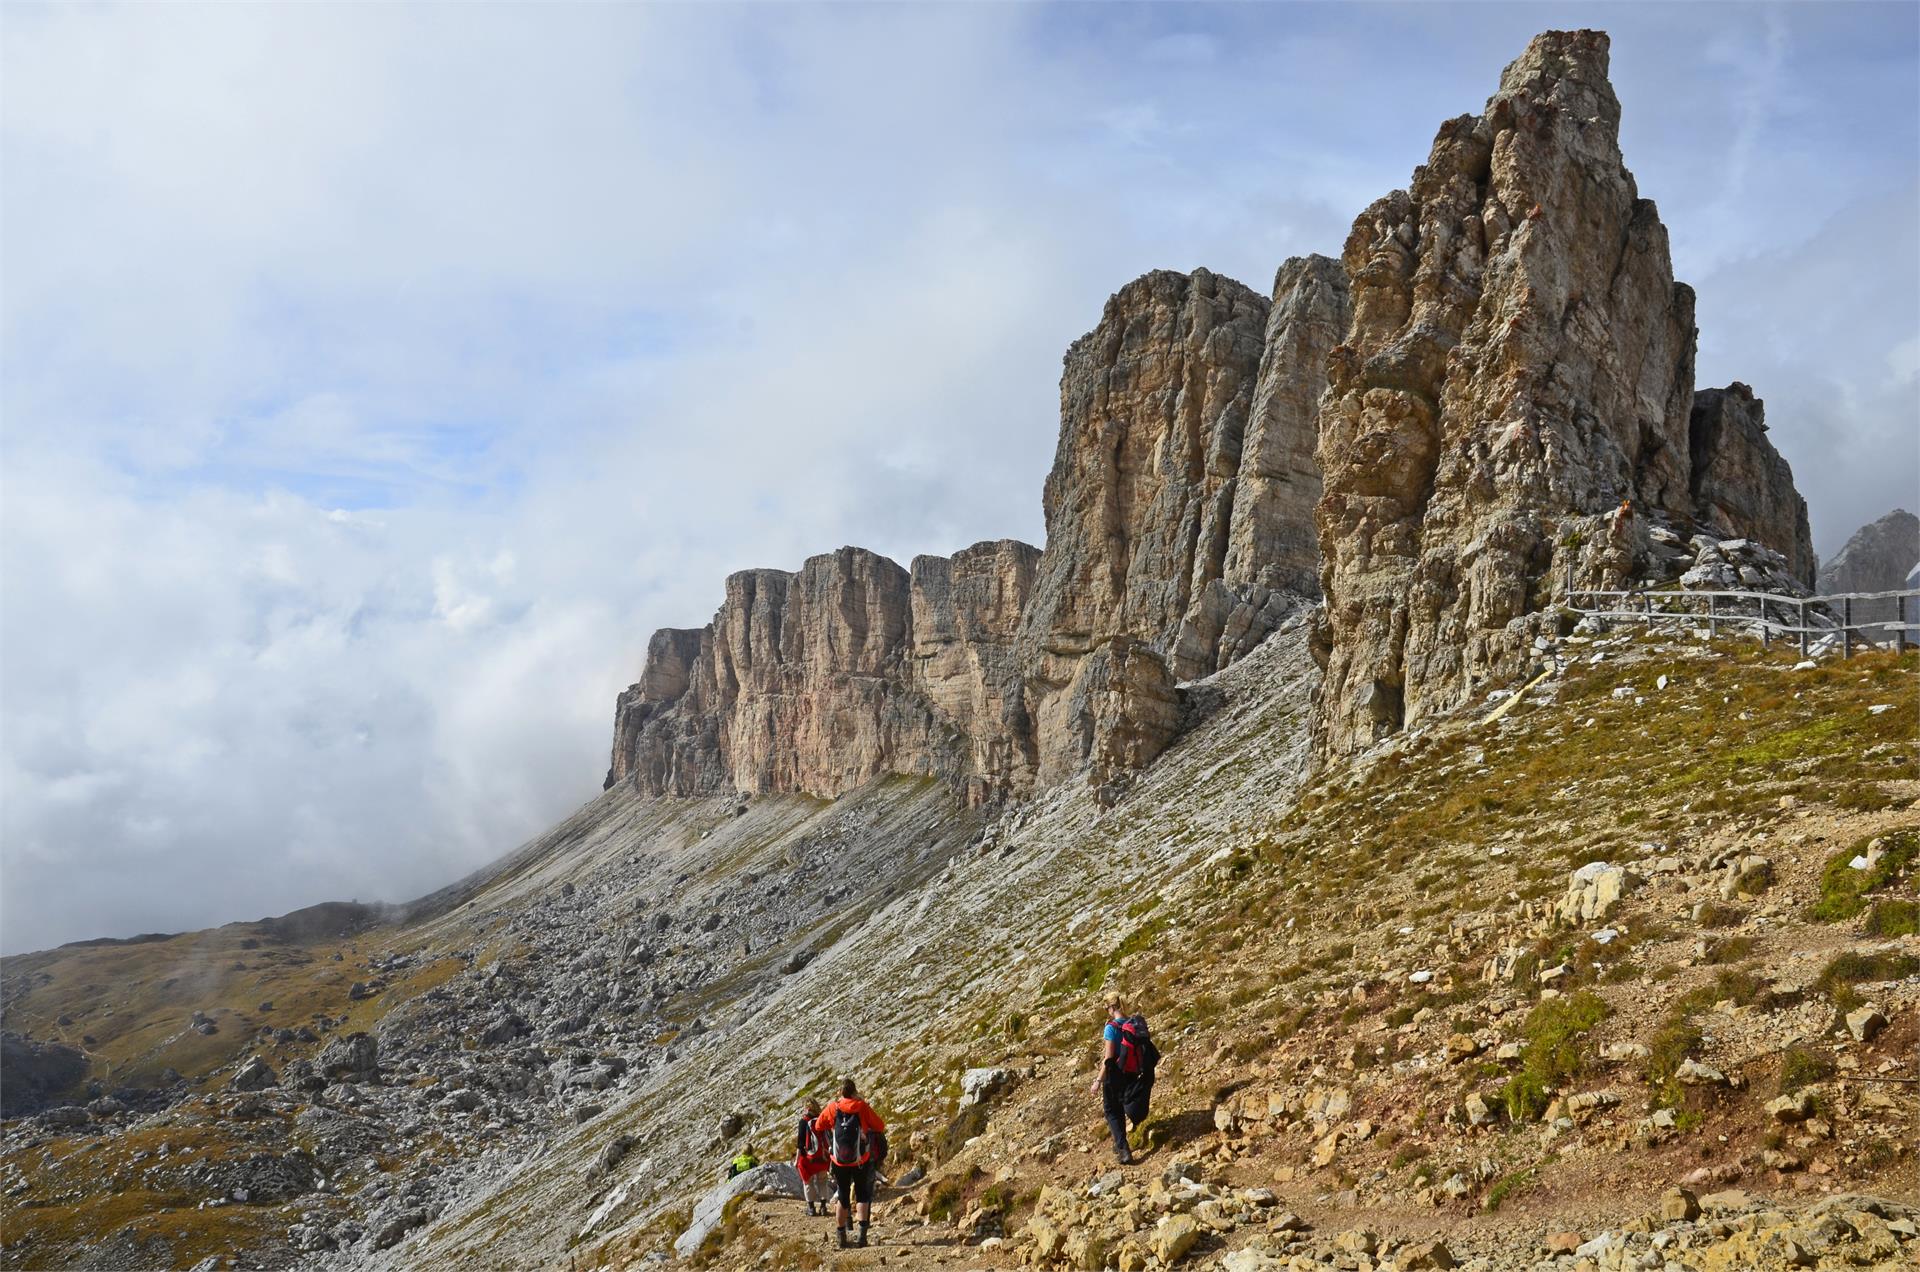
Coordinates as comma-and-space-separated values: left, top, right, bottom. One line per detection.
1087, 995, 1155, 1164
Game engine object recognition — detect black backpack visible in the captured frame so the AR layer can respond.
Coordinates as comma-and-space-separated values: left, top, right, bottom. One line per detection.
830, 1106, 866, 1167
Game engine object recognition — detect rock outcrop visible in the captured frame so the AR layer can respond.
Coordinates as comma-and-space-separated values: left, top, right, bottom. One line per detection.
613, 29, 1820, 788
908, 540, 1042, 804
609, 265, 1346, 803
0, 1031, 88, 1118
1016, 268, 1270, 785
1316, 30, 1709, 757
1185, 256, 1352, 679
1688, 383, 1814, 586
1819, 508, 1919, 634
606, 549, 949, 799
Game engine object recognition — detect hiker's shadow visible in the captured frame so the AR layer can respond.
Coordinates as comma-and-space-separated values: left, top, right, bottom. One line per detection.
1141, 1109, 1215, 1152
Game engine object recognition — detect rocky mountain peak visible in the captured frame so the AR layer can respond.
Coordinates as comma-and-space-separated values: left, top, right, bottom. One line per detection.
1819, 507, 1920, 632
611, 25, 1820, 788
1311, 27, 1816, 759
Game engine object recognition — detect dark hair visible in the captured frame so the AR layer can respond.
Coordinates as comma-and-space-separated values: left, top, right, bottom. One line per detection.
840, 1077, 857, 1099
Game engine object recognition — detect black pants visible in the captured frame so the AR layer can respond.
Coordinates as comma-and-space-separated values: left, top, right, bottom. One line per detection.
1102, 1079, 1132, 1158
831, 1161, 874, 1207
1125, 1074, 1154, 1127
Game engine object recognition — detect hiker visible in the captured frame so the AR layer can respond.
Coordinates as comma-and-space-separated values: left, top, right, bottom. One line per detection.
725, 1145, 759, 1179
815, 1077, 887, 1248
795, 1097, 833, 1216
1087, 995, 1156, 1165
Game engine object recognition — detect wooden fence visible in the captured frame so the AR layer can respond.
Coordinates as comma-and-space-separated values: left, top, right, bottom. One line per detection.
1560, 583, 1918, 659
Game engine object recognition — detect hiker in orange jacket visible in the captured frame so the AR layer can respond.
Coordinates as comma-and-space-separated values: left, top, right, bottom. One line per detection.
814, 1077, 887, 1248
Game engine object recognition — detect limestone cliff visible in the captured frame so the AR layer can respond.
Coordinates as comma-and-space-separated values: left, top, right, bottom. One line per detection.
1316, 30, 1703, 756
1688, 383, 1814, 586
612, 29, 1820, 793
605, 550, 950, 799
908, 540, 1041, 804
609, 264, 1346, 802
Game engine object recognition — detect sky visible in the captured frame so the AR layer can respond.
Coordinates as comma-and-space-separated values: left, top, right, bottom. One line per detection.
2, 2, 1916, 954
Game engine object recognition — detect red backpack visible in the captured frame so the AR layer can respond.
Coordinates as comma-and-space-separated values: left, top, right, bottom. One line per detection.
1113, 1016, 1154, 1076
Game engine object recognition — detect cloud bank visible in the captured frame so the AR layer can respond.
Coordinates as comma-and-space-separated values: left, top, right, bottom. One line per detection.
3, 3, 1915, 952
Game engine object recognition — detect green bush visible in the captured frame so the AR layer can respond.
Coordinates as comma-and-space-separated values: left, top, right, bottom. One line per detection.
1809, 831, 1916, 922
1816, 948, 1920, 1011
1498, 991, 1609, 1122
1778, 1047, 1835, 1095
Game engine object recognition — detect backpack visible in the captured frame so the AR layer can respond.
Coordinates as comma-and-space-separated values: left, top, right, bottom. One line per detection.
830, 1104, 867, 1167
798, 1117, 823, 1161
1114, 1015, 1156, 1077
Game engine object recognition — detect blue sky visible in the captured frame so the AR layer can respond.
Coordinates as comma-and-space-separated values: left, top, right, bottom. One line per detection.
2, 3, 1915, 952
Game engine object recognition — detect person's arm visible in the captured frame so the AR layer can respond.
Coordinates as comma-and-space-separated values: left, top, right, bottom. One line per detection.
1088, 1030, 1115, 1093
815, 1106, 834, 1135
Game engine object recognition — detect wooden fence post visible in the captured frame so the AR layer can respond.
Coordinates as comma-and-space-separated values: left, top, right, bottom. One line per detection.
1798, 599, 1808, 659
1842, 597, 1853, 659
1707, 593, 1717, 641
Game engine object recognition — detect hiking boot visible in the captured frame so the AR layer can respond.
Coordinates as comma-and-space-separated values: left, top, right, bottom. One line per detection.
856, 1229, 869, 1248
836, 1228, 849, 1249
1117, 1150, 1135, 1165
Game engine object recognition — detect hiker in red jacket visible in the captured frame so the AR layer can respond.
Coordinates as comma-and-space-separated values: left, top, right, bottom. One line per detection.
794, 1098, 832, 1216
814, 1077, 887, 1248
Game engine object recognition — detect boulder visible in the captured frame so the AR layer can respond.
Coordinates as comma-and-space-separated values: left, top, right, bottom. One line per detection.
1152, 1213, 1201, 1264
1846, 1006, 1887, 1043
1556, 862, 1637, 924
318, 1032, 378, 1080
230, 1056, 278, 1092
672, 1162, 802, 1258
960, 1067, 1015, 1108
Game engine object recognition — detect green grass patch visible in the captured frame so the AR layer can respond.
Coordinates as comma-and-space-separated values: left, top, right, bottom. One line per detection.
1863, 899, 1918, 937
1777, 1047, 1835, 1095
1499, 991, 1609, 1122
1808, 830, 1917, 923
1816, 948, 1920, 1012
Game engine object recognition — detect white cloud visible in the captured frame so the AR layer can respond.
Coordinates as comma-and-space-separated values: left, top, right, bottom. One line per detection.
2, 3, 1914, 951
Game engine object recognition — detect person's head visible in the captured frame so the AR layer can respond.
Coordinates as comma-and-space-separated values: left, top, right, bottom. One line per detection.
840, 1077, 858, 1100
804, 1098, 820, 1117
1105, 994, 1125, 1021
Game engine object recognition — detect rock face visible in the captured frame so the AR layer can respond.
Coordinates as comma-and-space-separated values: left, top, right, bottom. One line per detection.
1688, 383, 1814, 586
611, 30, 1817, 788
1184, 257, 1352, 679
1017, 268, 1271, 786
1819, 509, 1919, 635
909, 540, 1043, 804
1316, 30, 1700, 756
0, 1031, 88, 1117
608, 265, 1346, 803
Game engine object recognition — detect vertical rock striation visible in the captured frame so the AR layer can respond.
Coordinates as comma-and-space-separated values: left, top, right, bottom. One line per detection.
1182, 255, 1353, 677
609, 28, 1825, 795
1015, 268, 1268, 784
1688, 383, 1815, 587
908, 540, 1042, 804
608, 265, 1345, 802
1315, 29, 1702, 757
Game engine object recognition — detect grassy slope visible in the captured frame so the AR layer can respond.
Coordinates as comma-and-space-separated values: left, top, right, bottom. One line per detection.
820, 636, 1918, 1269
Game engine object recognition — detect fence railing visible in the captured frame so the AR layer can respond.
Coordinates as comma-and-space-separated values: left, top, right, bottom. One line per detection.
1561, 582, 1919, 659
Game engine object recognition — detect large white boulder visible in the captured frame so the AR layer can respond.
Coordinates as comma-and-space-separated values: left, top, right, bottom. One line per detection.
672, 1161, 803, 1257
